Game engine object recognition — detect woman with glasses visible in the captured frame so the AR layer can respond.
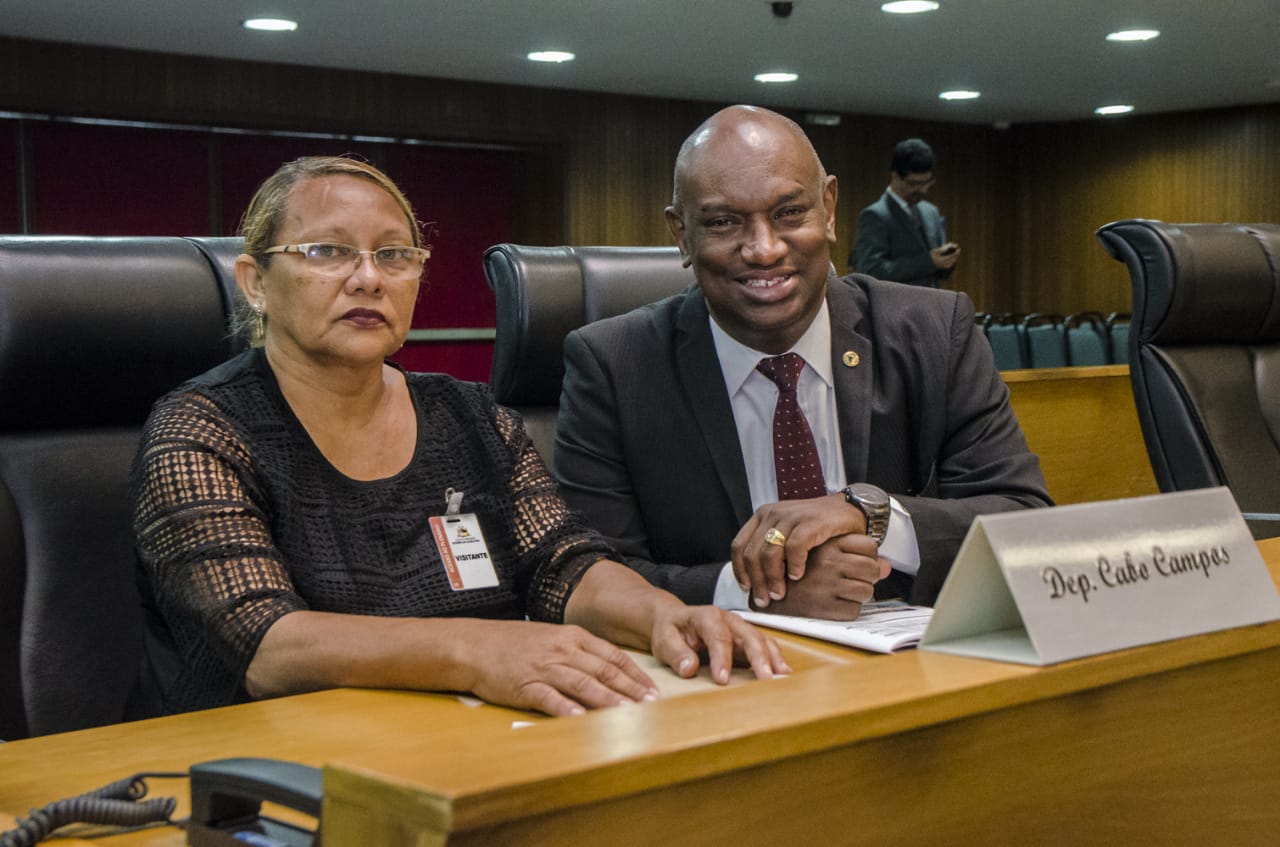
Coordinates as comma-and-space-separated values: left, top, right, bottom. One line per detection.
130, 156, 787, 719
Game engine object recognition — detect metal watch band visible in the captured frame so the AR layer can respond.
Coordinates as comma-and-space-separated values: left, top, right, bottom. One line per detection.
843, 483, 889, 545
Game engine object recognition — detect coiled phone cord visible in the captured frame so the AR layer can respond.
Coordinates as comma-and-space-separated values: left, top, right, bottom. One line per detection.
0, 771, 185, 847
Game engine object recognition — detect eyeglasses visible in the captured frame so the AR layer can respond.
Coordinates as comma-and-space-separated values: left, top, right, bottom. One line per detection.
902, 175, 936, 190
263, 243, 431, 279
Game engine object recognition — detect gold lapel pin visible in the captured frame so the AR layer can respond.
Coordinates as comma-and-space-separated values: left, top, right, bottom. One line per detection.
843, 351, 861, 368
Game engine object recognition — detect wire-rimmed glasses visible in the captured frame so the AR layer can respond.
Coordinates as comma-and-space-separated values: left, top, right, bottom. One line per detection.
263, 243, 431, 279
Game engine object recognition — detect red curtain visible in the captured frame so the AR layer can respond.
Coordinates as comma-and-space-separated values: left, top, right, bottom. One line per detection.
3, 118, 517, 380
29, 122, 209, 235
0, 122, 18, 233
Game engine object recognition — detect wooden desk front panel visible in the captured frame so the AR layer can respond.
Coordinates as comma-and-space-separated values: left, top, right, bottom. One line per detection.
322, 633, 1280, 847
347, 644, 1277, 846
1004, 365, 1159, 505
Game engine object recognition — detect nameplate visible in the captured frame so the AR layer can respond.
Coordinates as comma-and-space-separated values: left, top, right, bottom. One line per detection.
919, 487, 1280, 665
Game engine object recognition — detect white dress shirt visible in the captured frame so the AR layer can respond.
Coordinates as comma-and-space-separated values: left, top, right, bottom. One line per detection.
707, 300, 920, 609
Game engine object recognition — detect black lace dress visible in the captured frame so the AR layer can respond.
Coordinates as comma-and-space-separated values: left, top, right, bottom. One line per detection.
130, 349, 614, 715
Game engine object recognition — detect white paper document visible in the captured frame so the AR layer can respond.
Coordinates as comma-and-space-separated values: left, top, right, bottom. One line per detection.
736, 601, 934, 653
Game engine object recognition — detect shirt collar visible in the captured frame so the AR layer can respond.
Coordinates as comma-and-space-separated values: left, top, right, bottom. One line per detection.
709, 299, 834, 396
887, 187, 912, 212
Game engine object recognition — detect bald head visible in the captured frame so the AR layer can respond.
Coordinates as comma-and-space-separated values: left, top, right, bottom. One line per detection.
671, 105, 827, 212
662, 105, 838, 354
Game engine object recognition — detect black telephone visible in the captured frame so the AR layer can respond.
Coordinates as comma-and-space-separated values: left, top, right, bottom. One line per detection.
187, 758, 322, 847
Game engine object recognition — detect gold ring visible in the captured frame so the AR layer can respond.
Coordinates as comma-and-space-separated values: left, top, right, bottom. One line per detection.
764, 528, 787, 547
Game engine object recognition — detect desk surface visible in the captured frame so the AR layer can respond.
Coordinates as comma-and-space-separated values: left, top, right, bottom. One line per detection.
5, 537, 1280, 846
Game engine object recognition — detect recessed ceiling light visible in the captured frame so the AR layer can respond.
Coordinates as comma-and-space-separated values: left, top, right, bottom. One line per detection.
755, 72, 799, 83
882, 1, 940, 13
1106, 29, 1160, 42
939, 89, 981, 101
242, 18, 298, 32
1095, 104, 1135, 116
527, 51, 575, 63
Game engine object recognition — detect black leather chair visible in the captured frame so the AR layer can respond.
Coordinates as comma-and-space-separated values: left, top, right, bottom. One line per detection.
0, 235, 241, 739
483, 244, 696, 468
1096, 219, 1280, 537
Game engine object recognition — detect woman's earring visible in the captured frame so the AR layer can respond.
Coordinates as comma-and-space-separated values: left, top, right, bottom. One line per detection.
253, 301, 266, 344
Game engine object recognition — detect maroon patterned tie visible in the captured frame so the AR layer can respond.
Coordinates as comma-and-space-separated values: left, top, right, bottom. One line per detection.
756, 353, 827, 500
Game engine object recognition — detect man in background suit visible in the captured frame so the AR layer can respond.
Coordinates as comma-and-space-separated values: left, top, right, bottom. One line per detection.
556, 106, 1049, 619
850, 138, 960, 287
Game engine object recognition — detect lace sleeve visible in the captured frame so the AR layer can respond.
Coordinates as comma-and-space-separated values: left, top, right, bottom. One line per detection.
132, 390, 307, 689
492, 403, 618, 623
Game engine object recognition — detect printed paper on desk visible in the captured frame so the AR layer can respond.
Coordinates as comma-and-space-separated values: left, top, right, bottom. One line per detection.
919, 487, 1280, 665
737, 601, 933, 654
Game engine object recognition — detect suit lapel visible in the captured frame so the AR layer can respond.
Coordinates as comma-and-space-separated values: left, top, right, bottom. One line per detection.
827, 277, 874, 483
675, 293, 754, 524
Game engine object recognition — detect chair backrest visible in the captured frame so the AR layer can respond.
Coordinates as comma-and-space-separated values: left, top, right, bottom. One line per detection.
0, 235, 241, 739
1107, 311, 1132, 364
1096, 219, 1280, 534
1021, 313, 1067, 368
984, 314, 1026, 370
483, 244, 695, 467
1065, 311, 1109, 366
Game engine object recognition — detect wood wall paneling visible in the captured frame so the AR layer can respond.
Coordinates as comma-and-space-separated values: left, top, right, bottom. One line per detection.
5, 35, 1280, 323
1008, 106, 1280, 317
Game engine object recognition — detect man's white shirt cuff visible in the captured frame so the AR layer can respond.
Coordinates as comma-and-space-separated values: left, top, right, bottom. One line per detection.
713, 562, 751, 610
882, 496, 920, 577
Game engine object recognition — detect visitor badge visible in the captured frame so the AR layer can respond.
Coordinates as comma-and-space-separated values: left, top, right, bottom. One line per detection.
429, 512, 499, 591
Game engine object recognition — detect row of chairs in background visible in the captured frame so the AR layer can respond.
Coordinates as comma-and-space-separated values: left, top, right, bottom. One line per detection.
975, 311, 1131, 371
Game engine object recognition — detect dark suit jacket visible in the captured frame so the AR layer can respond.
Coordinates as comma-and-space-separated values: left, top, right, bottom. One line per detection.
555, 272, 1051, 607
850, 190, 950, 287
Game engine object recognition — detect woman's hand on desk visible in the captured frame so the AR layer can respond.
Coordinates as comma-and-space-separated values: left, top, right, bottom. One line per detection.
460, 621, 662, 717
648, 603, 791, 684
565, 561, 791, 687
247, 611, 662, 718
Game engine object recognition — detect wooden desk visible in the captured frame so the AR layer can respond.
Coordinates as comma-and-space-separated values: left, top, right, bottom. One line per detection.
1004, 365, 1159, 504
5, 539, 1280, 846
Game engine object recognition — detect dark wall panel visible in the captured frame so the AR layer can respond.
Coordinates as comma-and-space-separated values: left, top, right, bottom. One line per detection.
387, 145, 512, 330
0, 122, 18, 233
7, 36, 1280, 348
29, 122, 209, 236
215, 134, 387, 236
392, 341, 493, 384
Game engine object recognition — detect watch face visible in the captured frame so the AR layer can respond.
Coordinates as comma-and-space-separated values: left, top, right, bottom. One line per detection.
850, 483, 889, 509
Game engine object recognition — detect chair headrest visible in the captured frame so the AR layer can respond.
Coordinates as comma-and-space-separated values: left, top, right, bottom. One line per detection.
0, 236, 237, 432
484, 244, 695, 406
1097, 219, 1280, 346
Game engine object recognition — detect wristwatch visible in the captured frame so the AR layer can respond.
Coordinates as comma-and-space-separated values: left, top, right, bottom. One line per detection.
842, 483, 890, 546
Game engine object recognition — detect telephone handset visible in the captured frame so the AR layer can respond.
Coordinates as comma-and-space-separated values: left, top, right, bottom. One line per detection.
187, 757, 322, 847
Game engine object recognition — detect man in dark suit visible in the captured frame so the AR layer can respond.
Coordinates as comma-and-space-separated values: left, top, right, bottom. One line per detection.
850, 138, 960, 287
556, 106, 1049, 618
